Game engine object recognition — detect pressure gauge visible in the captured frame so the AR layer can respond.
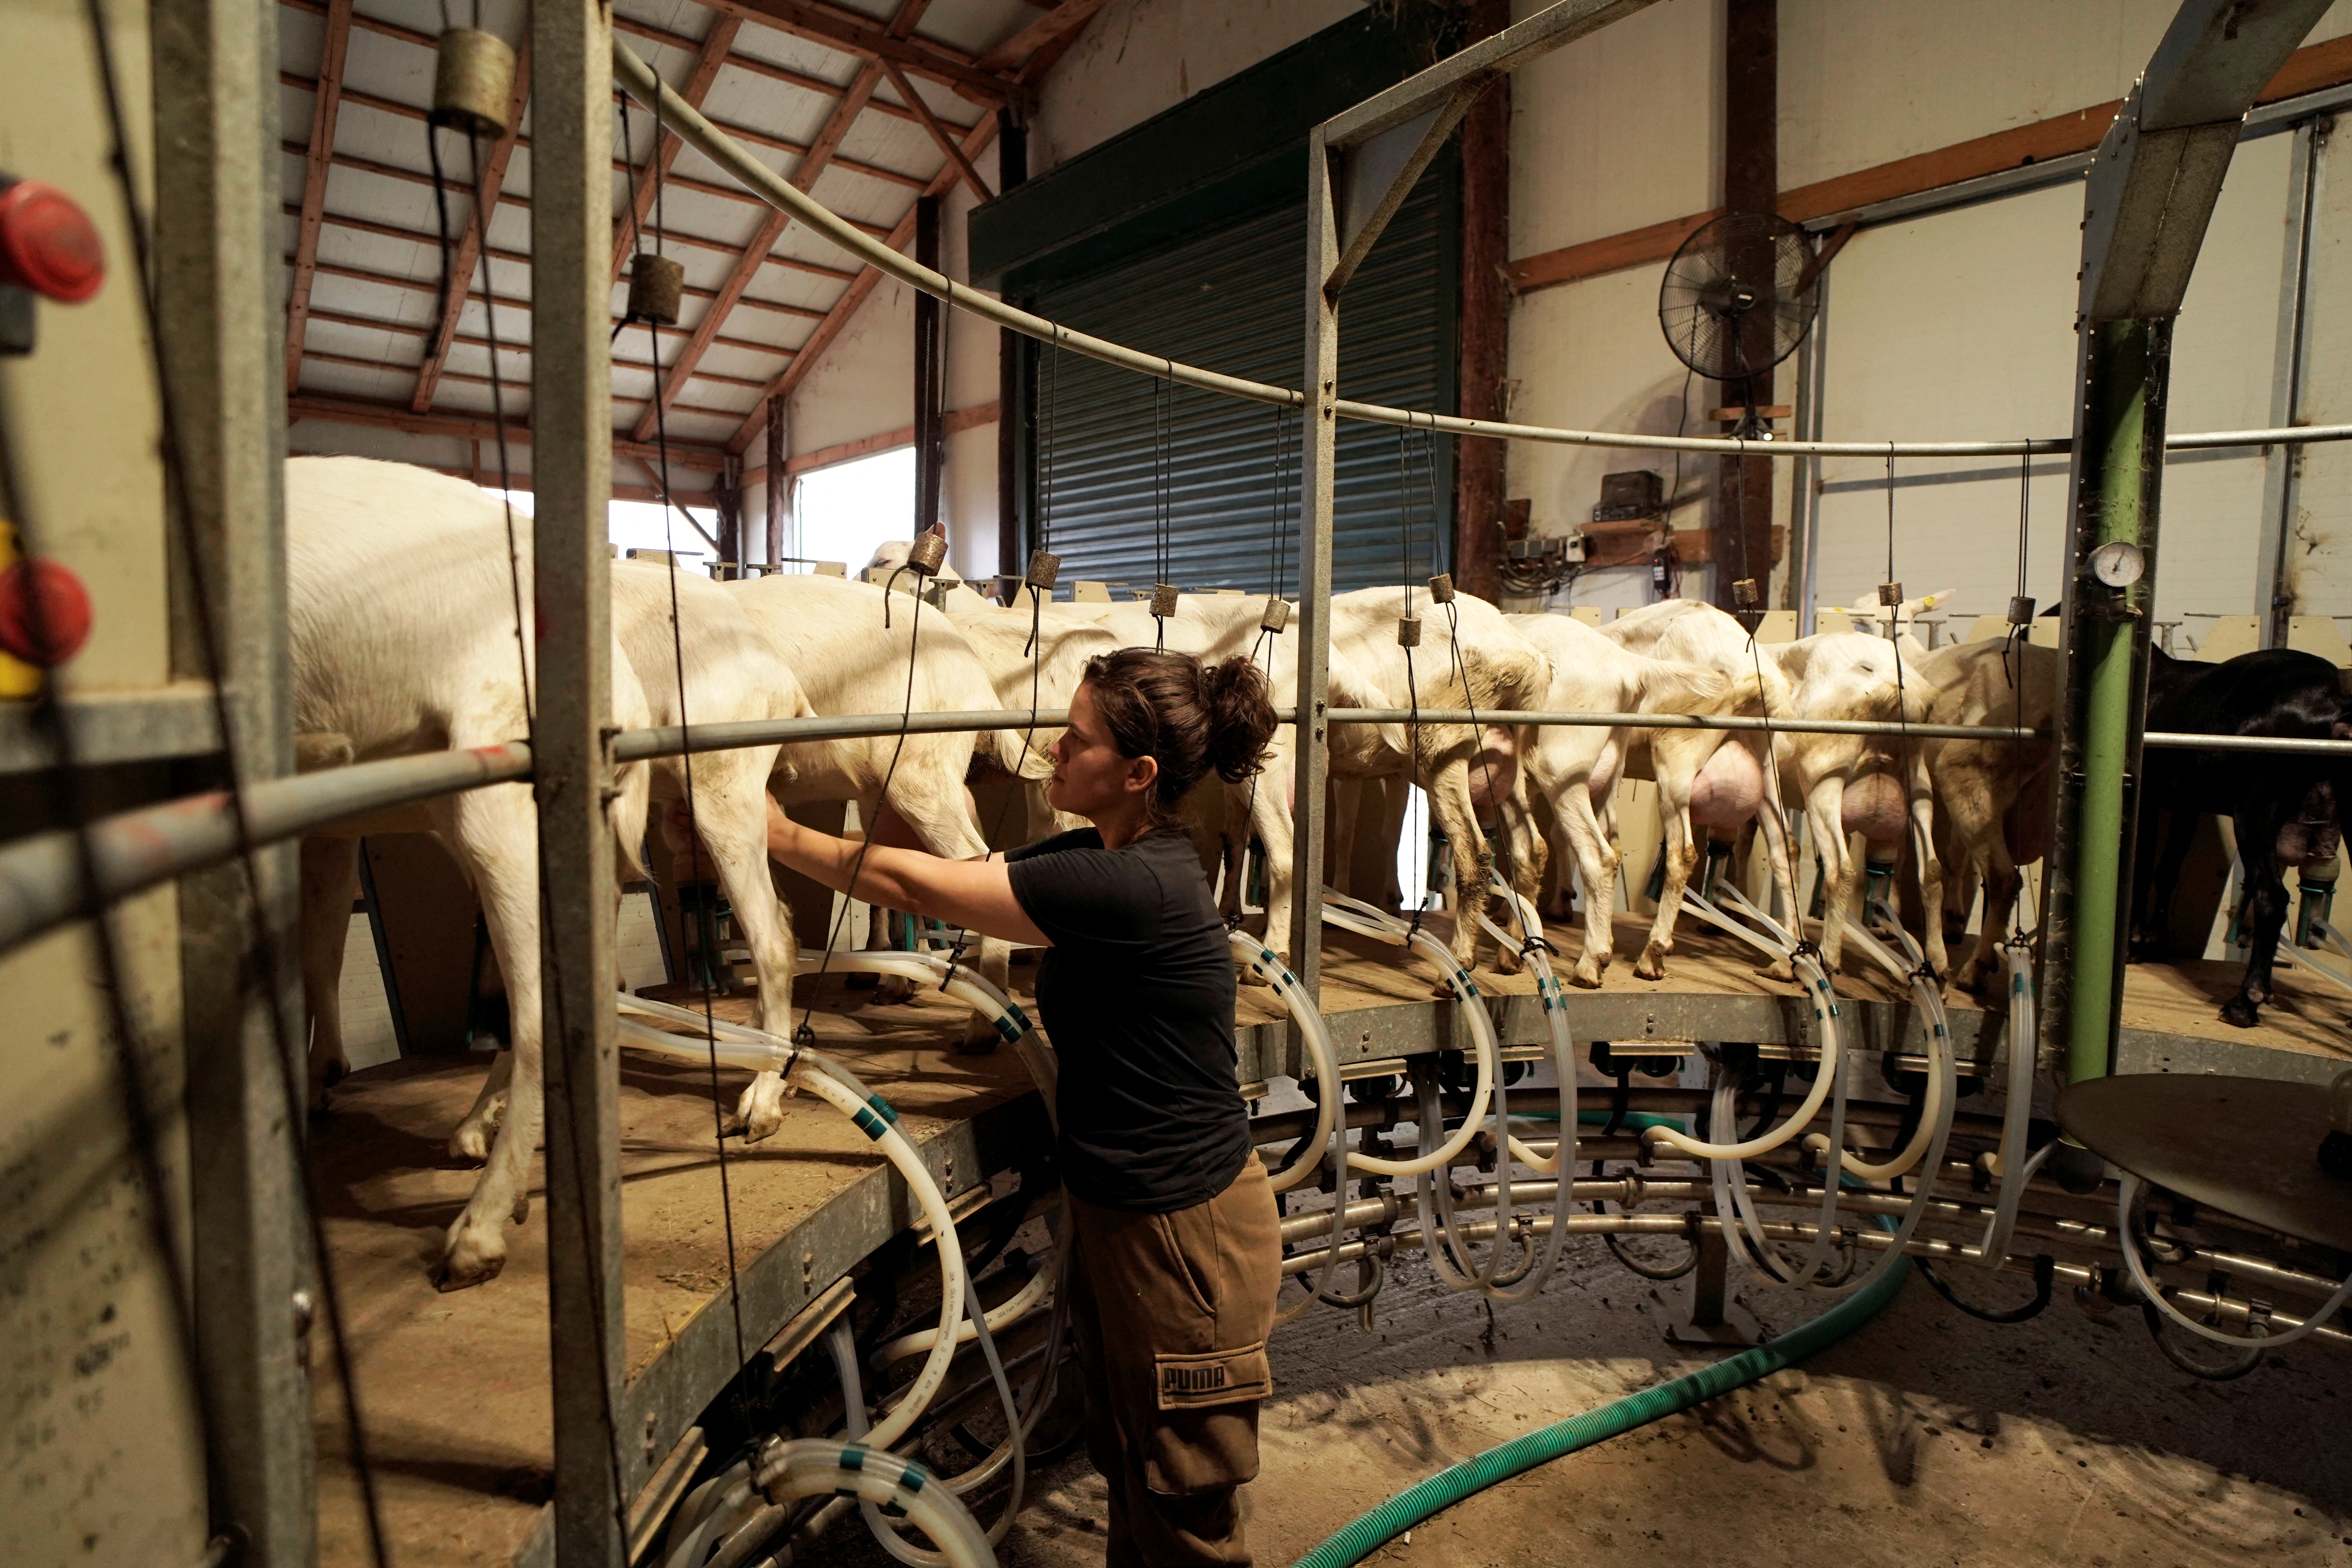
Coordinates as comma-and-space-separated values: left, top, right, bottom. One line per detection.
2090, 540, 2145, 589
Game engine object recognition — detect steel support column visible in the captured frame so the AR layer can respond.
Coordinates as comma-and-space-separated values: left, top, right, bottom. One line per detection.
2042, 0, 2334, 1092
154, 0, 307, 1551
2257, 117, 2323, 646
2049, 318, 2170, 1088
1292, 130, 1340, 996
533, 0, 627, 1559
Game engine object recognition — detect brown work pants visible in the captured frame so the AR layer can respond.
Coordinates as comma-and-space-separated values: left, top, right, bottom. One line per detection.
1066, 1154, 1282, 1568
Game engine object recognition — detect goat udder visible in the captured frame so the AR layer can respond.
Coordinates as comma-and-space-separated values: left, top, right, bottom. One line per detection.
1688, 745, 1763, 828
1468, 739, 1518, 813
1842, 772, 1908, 844
2277, 819, 2341, 867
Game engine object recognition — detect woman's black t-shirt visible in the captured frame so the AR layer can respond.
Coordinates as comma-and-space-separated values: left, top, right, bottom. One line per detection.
1004, 824, 1252, 1213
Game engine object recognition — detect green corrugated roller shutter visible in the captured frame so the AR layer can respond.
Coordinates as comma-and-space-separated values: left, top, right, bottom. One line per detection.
1026, 161, 1456, 599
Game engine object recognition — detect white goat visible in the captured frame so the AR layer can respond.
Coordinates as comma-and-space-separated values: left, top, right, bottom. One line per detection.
1508, 613, 1793, 985
727, 572, 1048, 1045
287, 456, 653, 1290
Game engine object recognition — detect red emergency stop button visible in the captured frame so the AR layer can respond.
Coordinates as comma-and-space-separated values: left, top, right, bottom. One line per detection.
0, 558, 94, 667
0, 181, 105, 304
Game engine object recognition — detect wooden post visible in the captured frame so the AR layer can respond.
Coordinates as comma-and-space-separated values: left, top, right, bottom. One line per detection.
714, 457, 742, 570
764, 397, 787, 567
1453, 0, 1510, 602
1715, 0, 1776, 606
996, 108, 1027, 582
913, 193, 944, 538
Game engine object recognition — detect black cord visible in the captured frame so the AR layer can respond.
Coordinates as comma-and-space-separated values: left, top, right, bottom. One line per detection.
1917, 1253, 2055, 1323
467, 117, 635, 1540
638, 87, 752, 1385
81, 0, 395, 1555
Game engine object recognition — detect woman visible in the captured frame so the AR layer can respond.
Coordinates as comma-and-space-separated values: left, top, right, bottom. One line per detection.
763, 646, 1284, 1566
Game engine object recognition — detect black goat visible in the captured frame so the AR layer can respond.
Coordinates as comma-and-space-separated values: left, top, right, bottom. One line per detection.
2130, 646, 2348, 1026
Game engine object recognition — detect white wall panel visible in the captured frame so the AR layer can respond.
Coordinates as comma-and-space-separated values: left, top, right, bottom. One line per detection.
1806, 139, 2287, 636
2286, 126, 2352, 628
1508, 0, 1720, 256
1781, 0, 2352, 193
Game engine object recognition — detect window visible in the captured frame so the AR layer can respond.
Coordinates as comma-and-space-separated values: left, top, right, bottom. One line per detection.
791, 446, 915, 575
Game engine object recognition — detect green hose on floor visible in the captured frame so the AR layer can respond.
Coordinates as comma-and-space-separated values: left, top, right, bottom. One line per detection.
1288, 1247, 1911, 1568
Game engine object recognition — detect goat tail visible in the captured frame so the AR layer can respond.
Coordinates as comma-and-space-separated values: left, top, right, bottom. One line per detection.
992, 722, 1056, 782
610, 758, 652, 883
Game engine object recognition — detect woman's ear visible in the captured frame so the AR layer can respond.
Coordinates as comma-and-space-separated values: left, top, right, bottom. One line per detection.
1126, 754, 1158, 796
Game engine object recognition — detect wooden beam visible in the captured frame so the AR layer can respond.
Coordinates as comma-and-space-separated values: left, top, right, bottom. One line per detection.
738, 401, 996, 487
976, 0, 1109, 73
1505, 207, 1721, 293
725, 109, 998, 453
611, 18, 741, 288
1716, 0, 1777, 606
638, 0, 932, 443
288, 392, 731, 470
697, 0, 1009, 105
1454, 0, 1510, 604
283, 0, 354, 394
1506, 31, 2352, 296
882, 60, 992, 201
412, 45, 533, 412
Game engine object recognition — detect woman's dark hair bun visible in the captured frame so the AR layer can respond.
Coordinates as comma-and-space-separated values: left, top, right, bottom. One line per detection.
1079, 646, 1281, 823
1202, 655, 1277, 783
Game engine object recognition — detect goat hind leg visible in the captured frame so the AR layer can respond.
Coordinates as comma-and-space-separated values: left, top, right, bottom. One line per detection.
300, 836, 362, 1111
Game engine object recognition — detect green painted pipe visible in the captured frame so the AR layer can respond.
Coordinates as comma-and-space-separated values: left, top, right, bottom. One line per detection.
1289, 1250, 1910, 1568
2066, 318, 2151, 1087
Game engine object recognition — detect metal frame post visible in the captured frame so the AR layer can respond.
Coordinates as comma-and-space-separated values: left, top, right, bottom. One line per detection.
533, 0, 627, 1560
152, 0, 311, 1553
1789, 269, 1829, 630
2257, 116, 2323, 647
1292, 130, 1340, 996
2042, 0, 2335, 1090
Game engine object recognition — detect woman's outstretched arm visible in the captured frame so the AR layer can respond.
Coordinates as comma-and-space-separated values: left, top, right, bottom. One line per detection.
761, 798, 1049, 947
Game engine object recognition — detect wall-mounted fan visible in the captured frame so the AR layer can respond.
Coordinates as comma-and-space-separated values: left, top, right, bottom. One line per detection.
1657, 211, 1823, 407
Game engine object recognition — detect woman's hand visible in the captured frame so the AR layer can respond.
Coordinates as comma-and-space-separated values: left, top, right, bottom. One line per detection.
761, 796, 1047, 947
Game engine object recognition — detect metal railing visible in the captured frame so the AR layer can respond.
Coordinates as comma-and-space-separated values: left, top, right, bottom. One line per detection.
14, 695, 2352, 958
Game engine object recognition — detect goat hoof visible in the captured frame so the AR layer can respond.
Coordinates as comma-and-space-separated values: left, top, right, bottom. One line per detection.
1493, 947, 1525, 977
448, 1122, 493, 1165
869, 974, 920, 1008
2220, 996, 2262, 1028
953, 1022, 1002, 1056
1634, 947, 1668, 982
1569, 959, 1604, 990
1759, 958, 1795, 983
432, 1233, 507, 1292
736, 1076, 787, 1142
1234, 961, 1274, 989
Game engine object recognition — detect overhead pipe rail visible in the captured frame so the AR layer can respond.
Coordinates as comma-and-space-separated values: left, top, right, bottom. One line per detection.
609, 42, 2352, 465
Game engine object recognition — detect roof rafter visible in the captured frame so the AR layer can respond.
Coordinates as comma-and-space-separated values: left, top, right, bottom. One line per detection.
283, 0, 355, 393
695, 0, 1009, 105
727, 110, 998, 454
412, 42, 533, 412
611, 17, 742, 288
977, 0, 1110, 72
274, 0, 990, 132
288, 392, 732, 470
880, 59, 990, 202
636, 0, 933, 444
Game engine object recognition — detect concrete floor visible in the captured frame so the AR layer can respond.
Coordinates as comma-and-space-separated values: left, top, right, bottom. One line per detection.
836, 1235, 2352, 1567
